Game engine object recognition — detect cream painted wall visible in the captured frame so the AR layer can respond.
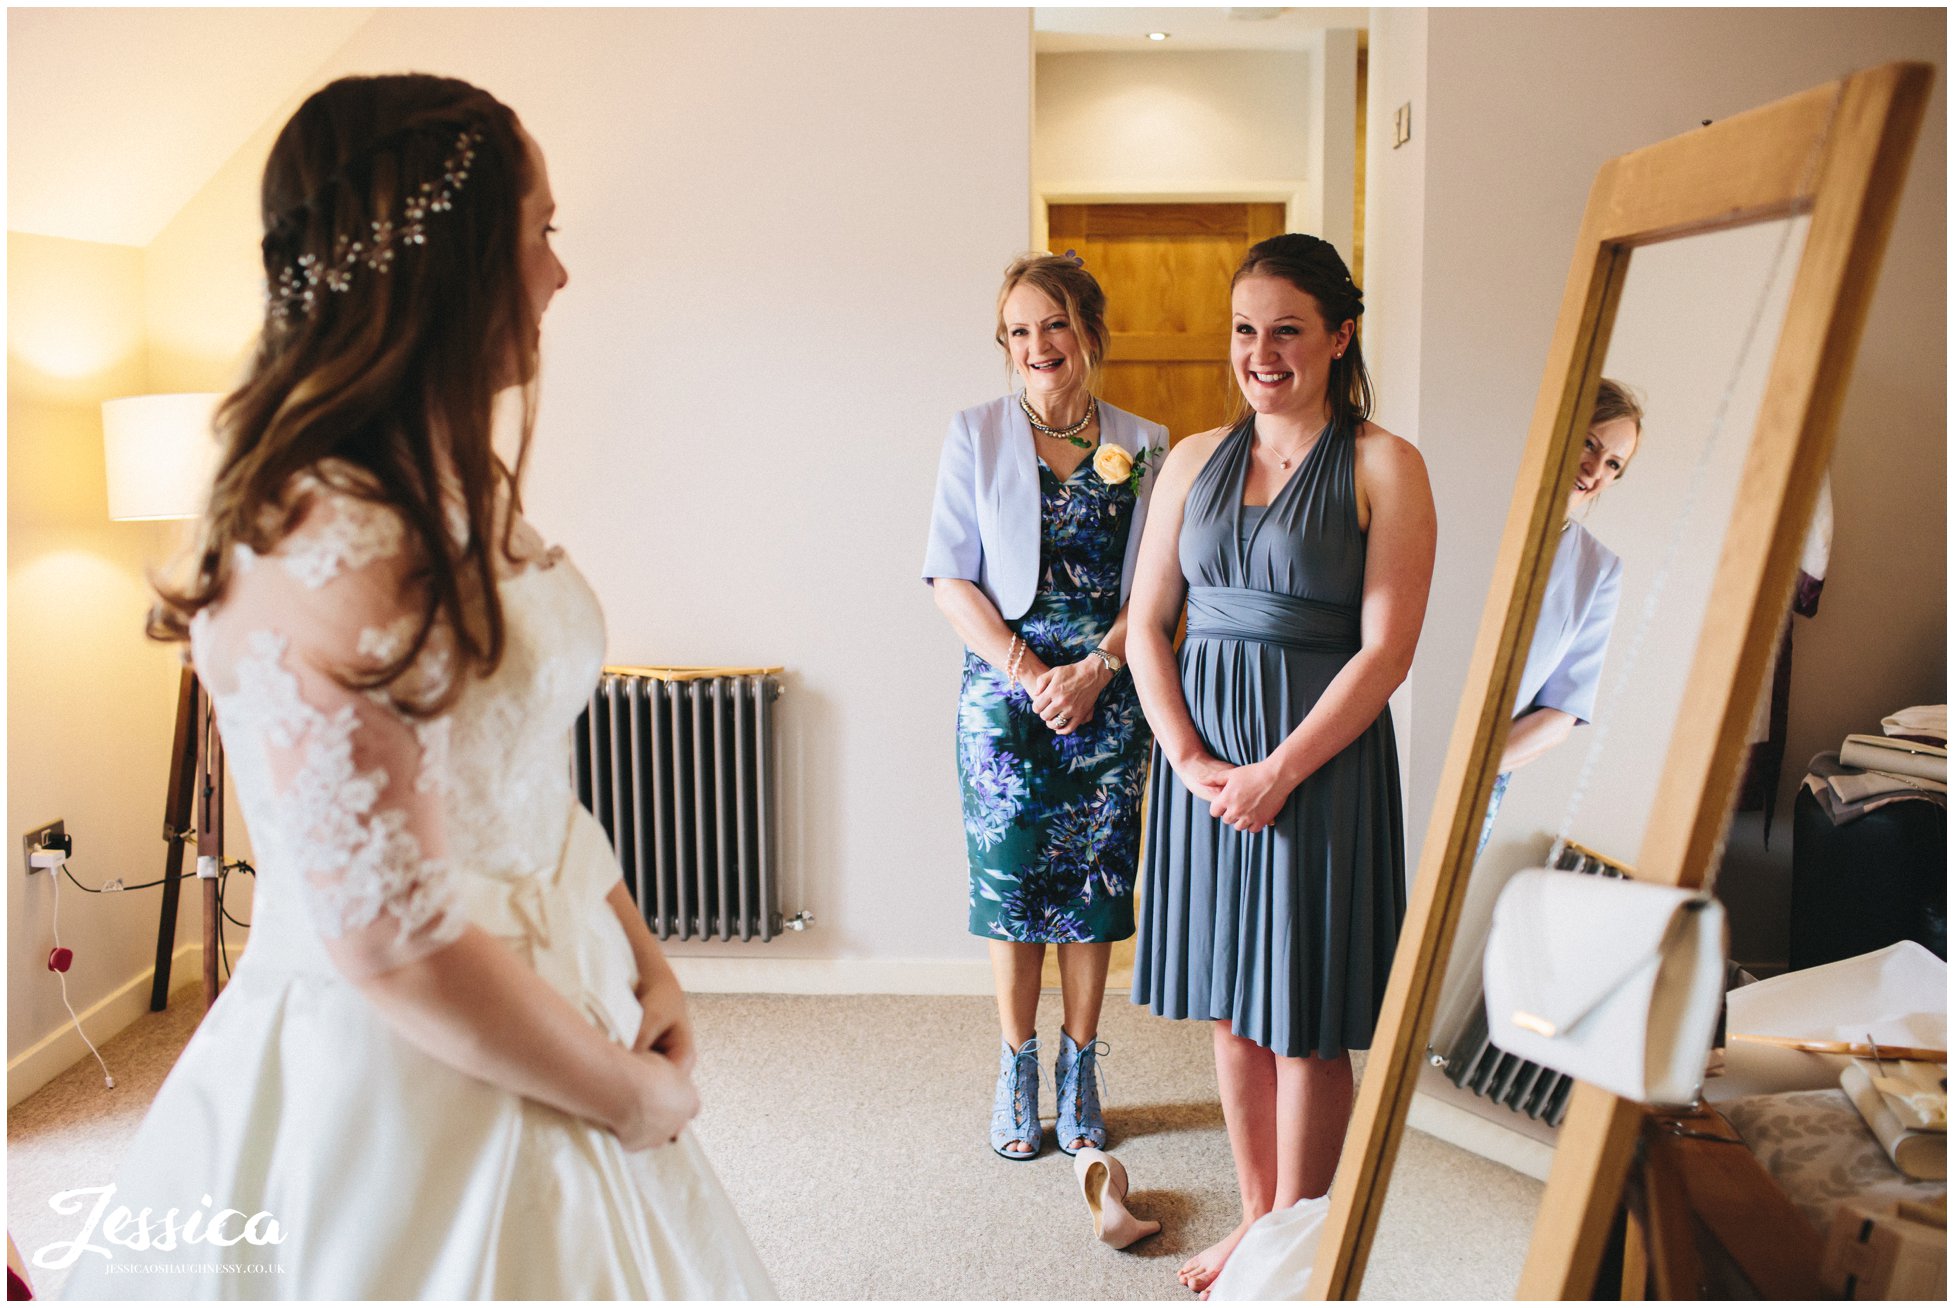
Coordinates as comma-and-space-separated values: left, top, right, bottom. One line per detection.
1385, 8, 1946, 953
138, 8, 1036, 982
5, 233, 213, 1069
1034, 49, 1317, 222
1306, 29, 1361, 260
1033, 41, 1364, 255
1360, 8, 1429, 788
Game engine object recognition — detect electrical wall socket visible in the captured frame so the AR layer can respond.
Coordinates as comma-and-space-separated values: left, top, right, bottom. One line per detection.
23, 819, 66, 878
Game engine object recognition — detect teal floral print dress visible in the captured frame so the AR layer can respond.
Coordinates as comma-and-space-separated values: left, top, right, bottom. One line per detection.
959, 457, 1152, 943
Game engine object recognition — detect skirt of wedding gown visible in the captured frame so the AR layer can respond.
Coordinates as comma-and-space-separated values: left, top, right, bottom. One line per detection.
55, 808, 775, 1300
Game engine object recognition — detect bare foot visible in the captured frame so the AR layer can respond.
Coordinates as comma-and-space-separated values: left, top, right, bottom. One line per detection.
1177, 1215, 1260, 1295
1001, 1138, 1034, 1154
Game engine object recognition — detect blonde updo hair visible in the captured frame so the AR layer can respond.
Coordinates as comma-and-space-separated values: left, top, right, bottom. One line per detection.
1591, 378, 1646, 478
994, 252, 1109, 396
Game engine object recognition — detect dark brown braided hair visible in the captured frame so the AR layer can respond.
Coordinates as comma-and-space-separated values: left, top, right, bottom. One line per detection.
1231, 233, 1373, 433
151, 74, 540, 716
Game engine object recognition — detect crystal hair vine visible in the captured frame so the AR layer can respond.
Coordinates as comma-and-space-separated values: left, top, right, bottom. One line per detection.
269, 127, 484, 326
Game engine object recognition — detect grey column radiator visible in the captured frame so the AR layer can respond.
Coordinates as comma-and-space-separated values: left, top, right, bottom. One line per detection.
1430, 841, 1629, 1126
572, 666, 807, 942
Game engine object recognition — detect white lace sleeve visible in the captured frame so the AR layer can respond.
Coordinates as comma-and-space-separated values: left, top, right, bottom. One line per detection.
200, 478, 466, 978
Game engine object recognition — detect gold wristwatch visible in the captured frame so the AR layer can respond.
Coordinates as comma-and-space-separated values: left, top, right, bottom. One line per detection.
1089, 647, 1123, 674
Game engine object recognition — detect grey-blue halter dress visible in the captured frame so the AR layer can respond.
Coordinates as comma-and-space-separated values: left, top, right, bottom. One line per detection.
1131, 417, 1407, 1059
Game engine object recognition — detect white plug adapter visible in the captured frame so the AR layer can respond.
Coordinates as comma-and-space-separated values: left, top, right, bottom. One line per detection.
29, 845, 67, 870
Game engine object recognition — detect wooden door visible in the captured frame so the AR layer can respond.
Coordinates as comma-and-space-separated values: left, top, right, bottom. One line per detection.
1048, 202, 1286, 446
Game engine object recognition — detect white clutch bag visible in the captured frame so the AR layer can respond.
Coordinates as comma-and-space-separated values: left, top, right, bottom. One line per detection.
1840, 732, 1947, 783
1483, 868, 1728, 1107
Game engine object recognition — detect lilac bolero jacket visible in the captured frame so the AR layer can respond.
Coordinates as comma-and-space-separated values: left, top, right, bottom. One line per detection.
1513, 521, 1624, 725
922, 395, 1168, 620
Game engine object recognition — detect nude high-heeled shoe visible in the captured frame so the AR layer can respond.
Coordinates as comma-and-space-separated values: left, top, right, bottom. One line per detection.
1074, 1147, 1160, 1249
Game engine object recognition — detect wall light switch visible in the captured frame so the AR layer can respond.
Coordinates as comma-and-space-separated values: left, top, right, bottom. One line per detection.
1394, 103, 1413, 149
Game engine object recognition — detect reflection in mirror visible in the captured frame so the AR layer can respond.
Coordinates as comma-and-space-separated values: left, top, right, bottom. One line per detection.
1367, 216, 1815, 1298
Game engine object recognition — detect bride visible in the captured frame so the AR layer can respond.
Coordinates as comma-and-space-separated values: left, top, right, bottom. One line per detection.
56, 74, 774, 1299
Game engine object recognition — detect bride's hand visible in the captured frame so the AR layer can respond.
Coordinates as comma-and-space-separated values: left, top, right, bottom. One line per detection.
632, 963, 697, 1076
612, 1049, 699, 1150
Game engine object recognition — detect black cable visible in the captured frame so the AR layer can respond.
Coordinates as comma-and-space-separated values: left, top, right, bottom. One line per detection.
217, 868, 231, 980
220, 859, 254, 929
58, 857, 255, 934
59, 862, 196, 895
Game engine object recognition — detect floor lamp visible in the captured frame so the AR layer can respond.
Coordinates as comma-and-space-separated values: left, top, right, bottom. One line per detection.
102, 393, 224, 1012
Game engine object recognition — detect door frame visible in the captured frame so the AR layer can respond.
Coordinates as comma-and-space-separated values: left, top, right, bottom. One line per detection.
1032, 183, 1310, 253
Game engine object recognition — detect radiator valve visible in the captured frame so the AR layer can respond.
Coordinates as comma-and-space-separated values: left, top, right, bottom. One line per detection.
779, 911, 815, 932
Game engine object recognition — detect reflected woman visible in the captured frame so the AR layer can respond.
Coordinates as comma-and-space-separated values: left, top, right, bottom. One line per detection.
1477, 379, 1640, 851
1126, 234, 1435, 1292
924, 253, 1167, 1160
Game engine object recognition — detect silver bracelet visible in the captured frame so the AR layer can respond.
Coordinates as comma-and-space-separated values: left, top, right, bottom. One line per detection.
1005, 634, 1025, 684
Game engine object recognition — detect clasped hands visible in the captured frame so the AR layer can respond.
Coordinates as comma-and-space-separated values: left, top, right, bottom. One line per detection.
1178, 752, 1296, 834
1020, 656, 1112, 736
617, 959, 699, 1150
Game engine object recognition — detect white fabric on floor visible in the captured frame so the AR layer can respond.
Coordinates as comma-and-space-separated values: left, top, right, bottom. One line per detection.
1206, 1195, 1330, 1301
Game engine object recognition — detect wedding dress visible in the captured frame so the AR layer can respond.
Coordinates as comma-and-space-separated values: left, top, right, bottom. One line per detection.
56, 469, 775, 1299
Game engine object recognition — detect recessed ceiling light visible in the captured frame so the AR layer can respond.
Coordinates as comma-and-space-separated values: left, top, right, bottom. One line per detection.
1147, 32, 1170, 42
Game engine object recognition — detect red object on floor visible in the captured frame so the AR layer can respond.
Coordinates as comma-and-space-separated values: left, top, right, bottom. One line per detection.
8, 1266, 32, 1299
46, 948, 72, 973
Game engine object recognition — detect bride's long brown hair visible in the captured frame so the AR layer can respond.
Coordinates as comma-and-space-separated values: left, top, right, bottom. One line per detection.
151, 74, 539, 715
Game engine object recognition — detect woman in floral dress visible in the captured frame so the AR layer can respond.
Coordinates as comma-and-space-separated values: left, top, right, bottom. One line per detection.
924, 253, 1166, 1160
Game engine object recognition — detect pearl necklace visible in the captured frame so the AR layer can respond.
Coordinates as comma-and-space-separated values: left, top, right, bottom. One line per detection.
1019, 392, 1097, 448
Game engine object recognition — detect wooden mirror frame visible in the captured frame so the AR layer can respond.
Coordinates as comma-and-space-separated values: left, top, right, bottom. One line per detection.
1306, 61, 1934, 1300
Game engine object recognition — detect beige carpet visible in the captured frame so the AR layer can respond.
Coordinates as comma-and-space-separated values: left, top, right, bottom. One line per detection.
9, 986, 1541, 1300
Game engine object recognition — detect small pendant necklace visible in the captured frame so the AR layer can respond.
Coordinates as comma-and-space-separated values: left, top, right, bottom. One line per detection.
1257, 419, 1331, 470
1020, 392, 1097, 448
1262, 435, 1312, 469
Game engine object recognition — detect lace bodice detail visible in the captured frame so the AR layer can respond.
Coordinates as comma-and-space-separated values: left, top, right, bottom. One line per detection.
189, 474, 605, 978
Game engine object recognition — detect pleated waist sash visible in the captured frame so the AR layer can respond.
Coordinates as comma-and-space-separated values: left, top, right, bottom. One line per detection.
1184, 584, 1360, 653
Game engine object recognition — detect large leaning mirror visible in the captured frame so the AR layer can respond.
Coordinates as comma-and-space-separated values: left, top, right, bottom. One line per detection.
1357, 213, 1813, 1300
1305, 61, 1933, 1299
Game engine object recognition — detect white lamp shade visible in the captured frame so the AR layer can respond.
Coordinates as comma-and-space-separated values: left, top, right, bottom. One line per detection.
101, 393, 223, 520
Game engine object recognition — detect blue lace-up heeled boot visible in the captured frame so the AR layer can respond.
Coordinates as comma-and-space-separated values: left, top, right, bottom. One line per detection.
989, 1036, 1043, 1160
1054, 1030, 1110, 1155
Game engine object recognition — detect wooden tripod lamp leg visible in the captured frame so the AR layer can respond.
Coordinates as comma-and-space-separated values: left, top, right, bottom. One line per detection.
197, 702, 224, 1010
153, 665, 226, 1012
150, 667, 200, 1011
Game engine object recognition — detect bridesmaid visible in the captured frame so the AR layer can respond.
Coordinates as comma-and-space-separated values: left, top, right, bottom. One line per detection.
924, 252, 1167, 1159
1127, 234, 1435, 1291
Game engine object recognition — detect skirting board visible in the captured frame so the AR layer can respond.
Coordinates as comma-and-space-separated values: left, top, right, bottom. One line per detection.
8, 954, 1005, 1104
1406, 1089, 1556, 1182
7, 945, 207, 1108
667, 955, 994, 996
